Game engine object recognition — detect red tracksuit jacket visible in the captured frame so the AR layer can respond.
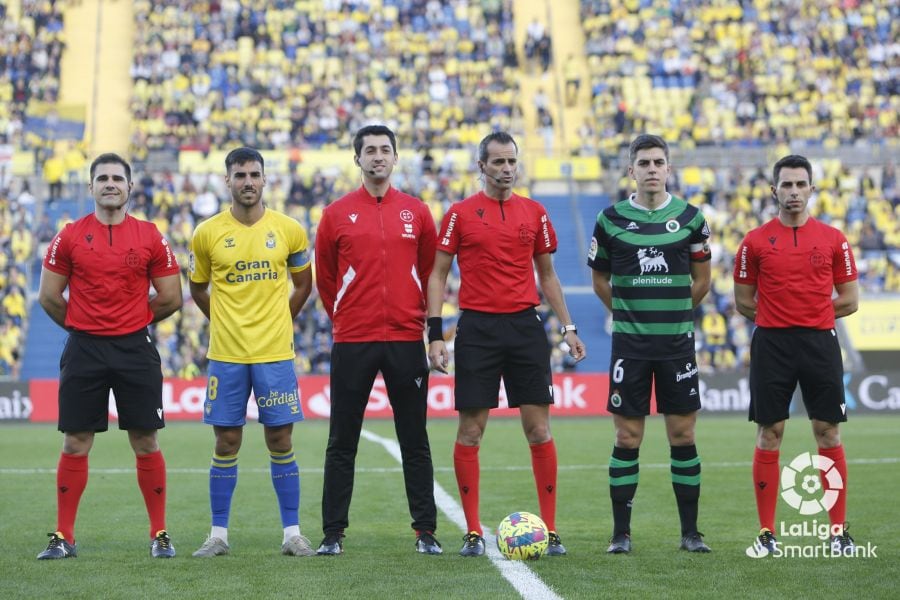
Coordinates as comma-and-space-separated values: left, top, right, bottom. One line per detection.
315, 185, 437, 342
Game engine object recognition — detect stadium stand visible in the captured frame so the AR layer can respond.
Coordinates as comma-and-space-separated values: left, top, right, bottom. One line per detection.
0, 0, 68, 377
579, 0, 898, 154
3, 0, 898, 381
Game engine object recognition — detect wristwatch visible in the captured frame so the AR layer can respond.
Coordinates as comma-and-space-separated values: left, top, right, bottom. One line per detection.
560, 324, 577, 335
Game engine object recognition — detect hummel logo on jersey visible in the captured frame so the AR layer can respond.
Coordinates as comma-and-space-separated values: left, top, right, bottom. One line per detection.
415, 377, 423, 388
626, 221, 639, 231
157, 408, 163, 419
476, 208, 485, 219
225, 238, 235, 248
349, 213, 358, 223
768, 236, 777, 246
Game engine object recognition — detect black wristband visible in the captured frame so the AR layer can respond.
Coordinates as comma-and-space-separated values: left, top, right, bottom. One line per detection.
427, 317, 444, 343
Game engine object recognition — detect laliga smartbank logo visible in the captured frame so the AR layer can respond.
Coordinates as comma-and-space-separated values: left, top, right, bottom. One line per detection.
745, 452, 877, 559
780, 451, 842, 515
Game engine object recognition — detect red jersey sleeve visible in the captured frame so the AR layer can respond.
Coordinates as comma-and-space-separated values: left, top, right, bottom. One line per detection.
314, 209, 338, 318
534, 206, 557, 255
437, 206, 461, 255
42, 225, 73, 276
148, 227, 180, 278
417, 204, 437, 298
832, 234, 858, 284
733, 234, 759, 284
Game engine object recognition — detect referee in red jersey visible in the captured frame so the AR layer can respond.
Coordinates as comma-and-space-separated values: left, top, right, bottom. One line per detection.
36, 153, 183, 560
734, 154, 859, 556
314, 125, 442, 556
427, 131, 586, 557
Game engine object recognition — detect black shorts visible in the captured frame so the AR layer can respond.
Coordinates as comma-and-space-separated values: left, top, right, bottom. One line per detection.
749, 327, 846, 424
454, 308, 553, 410
58, 329, 165, 432
606, 355, 701, 416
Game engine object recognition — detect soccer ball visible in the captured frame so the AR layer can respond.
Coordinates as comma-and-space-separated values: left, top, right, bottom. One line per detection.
496, 511, 549, 560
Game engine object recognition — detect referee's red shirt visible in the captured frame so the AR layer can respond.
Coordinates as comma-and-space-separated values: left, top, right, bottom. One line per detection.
437, 191, 557, 313
43, 213, 180, 335
733, 216, 857, 329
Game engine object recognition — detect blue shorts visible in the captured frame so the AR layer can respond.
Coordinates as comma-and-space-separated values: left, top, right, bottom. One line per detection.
204, 359, 304, 427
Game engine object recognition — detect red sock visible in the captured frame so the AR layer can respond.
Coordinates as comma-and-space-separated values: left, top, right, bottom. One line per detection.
56, 453, 88, 542
454, 442, 481, 535
752, 448, 779, 532
136, 450, 167, 538
818, 445, 847, 528
529, 439, 558, 531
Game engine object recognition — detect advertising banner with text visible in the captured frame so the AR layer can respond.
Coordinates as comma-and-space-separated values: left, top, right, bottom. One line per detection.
16, 370, 900, 423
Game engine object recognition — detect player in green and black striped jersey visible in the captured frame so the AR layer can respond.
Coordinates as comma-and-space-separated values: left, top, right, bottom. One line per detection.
587, 134, 712, 555
588, 190, 710, 359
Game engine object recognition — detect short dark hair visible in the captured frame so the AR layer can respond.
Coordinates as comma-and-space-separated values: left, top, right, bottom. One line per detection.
90, 153, 131, 182
628, 134, 669, 164
225, 147, 265, 173
353, 125, 397, 156
772, 155, 813, 186
478, 131, 518, 163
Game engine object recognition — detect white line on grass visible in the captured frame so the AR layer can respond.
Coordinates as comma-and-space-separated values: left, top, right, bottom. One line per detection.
4, 456, 898, 476
359, 428, 563, 600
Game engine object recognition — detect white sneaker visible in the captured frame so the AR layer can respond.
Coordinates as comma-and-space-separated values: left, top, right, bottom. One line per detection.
281, 534, 315, 556
192, 536, 230, 557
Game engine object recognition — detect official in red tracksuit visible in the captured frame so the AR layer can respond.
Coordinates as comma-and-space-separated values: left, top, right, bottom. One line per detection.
427, 131, 586, 557
313, 125, 442, 555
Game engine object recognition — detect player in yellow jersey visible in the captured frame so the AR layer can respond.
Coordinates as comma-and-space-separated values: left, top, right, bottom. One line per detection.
189, 147, 314, 557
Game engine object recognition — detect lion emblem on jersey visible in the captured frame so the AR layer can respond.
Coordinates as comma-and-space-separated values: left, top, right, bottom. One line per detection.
637, 247, 669, 274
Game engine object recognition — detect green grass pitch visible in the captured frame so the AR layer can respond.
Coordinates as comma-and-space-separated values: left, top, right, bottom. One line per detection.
1, 414, 896, 599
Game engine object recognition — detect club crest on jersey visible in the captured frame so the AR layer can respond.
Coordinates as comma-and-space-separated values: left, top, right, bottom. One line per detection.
665, 219, 680, 233
637, 247, 669, 274
400, 209, 414, 222
266, 231, 276, 249
519, 224, 536, 245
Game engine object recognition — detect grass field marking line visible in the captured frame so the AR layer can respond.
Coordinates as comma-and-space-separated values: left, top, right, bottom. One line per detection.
3, 456, 898, 476
359, 428, 563, 600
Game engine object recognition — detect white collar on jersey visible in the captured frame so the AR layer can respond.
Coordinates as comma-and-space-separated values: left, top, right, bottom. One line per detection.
629, 193, 672, 213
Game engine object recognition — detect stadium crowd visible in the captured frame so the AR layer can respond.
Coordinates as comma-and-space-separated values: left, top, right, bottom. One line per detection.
578, 0, 898, 156
127, 0, 524, 160
2, 0, 899, 379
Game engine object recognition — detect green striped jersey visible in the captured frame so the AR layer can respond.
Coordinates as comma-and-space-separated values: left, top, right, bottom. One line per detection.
587, 194, 710, 359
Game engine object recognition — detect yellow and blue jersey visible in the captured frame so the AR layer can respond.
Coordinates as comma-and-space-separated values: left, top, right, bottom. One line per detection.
190, 209, 310, 363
